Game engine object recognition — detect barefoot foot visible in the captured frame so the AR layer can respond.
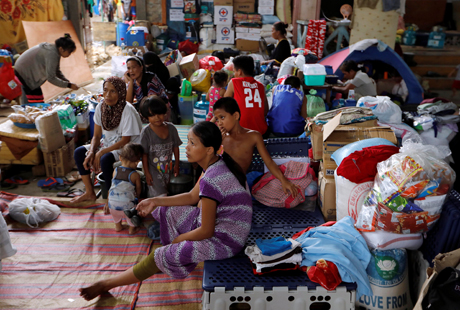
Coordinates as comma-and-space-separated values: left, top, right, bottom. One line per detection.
79, 281, 108, 301
103, 203, 110, 215
115, 222, 123, 231
129, 226, 141, 235
70, 192, 97, 204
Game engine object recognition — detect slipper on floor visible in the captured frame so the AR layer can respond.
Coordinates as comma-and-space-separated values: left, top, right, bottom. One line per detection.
57, 188, 85, 198
37, 177, 63, 187
65, 173, 82, 183
0, 182, 18, 190
41, 183, 70, 192
4, 177, 29, 185
61, 177, 76, 186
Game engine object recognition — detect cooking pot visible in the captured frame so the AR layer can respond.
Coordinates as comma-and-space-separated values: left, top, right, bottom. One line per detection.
168, 174, 194, 195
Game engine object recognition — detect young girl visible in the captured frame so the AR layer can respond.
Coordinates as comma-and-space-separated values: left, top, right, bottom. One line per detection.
79, 121, 252, 301
107, 143, 144, 235
139, 96, 182, 198
206, 70, 228, 121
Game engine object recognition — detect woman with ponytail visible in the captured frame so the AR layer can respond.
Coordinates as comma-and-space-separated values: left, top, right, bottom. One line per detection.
80, 121, 252, 301
263, 21, 291, 65
14, 33, 79, 104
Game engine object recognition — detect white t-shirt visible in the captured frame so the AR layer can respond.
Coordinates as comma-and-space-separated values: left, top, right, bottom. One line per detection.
93, 102, 142, 158
350, 70, 377, 98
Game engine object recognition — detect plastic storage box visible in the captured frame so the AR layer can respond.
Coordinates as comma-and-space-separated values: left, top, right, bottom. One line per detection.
303, 64, 326, 86
202, 257, 357, 310
178, 94, 198, 125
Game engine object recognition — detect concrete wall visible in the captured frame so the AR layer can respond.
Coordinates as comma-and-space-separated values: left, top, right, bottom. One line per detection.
349, 0, 399, 48
146, 0, 163, 24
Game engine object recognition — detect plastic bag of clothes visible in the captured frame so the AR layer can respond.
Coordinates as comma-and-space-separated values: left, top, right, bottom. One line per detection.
9, 198, 61, 228
356, 141, 456, 234
189, 69, 211, 93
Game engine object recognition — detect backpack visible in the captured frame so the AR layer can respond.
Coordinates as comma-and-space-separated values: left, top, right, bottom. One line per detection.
251, 161, 312, 208
422, 267, 460, 310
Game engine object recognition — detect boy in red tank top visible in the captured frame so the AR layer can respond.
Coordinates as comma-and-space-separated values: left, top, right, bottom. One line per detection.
224, 56, 268, 135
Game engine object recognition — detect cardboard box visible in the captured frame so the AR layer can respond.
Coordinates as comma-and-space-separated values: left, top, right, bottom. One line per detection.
258, 0, 275, 6
214, 5, 233, 25
236, 39, 260, 52
235, 32, 260, 40
310, 118, 378, 160
320, 113, 398, 179
248, 27, 261, 34
318, 169, 336, 222
35, 112, 66, 153
167, 62, 181, 78
14, 40, 29, 54
43, 139, 75, 177
257, 5, 274, 15
234, 1, 255, 13
216, 25, 235, 44
179, 53, 199, 79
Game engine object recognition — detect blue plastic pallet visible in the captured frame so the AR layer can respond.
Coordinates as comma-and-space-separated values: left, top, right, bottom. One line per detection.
246, 227, 306, 247
202, 256, 357, 292
249, 137, 311, 173
420, 190, 460, 266
251, 203, 324, 229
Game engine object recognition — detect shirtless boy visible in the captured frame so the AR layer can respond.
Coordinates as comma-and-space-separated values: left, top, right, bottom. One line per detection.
213, 97, 299, 197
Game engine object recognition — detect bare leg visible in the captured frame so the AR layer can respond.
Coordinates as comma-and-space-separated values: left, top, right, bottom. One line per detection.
79, 266, 140, 301
70, 174, 97, 203
129, 226, 140, 235
115, 222, 123, 231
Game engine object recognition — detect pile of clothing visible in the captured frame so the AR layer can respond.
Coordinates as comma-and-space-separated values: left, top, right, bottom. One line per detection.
245, 237, 302, 275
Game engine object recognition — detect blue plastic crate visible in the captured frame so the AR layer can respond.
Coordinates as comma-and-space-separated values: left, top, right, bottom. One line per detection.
420, 190, 460, 266
245, 227, 307, 248
251, 203, 324, 229
202, 256, 356, 292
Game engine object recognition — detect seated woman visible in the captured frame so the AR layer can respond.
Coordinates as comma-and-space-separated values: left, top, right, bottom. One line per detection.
143, 51, 170, 87
332, 60, 377, 100
79, 122, 252, 301
262, 21, 291, 66
124, 56, 171, 121
71, 77, 142, 205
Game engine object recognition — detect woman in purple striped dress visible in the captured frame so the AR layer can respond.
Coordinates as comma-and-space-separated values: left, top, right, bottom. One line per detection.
80, 121, 252, 301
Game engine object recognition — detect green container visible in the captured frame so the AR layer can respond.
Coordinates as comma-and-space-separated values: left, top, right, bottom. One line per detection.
54, 104, 77, 130
181, 79, 193, 96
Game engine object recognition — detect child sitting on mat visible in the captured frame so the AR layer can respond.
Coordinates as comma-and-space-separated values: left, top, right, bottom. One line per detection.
139, 96, 182, 198
80, 122, 252, 300
107, 143, 143, 235
212, 97, 299, 198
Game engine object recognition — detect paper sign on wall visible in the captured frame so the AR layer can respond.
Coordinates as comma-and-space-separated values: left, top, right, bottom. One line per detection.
171, 0, 184, 7
170, 9, 185, 21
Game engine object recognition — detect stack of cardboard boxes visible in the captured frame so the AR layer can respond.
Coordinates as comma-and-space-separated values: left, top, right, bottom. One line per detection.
214, 0, 234, 44
314, 113, 397, 221
258, 0, 275, 16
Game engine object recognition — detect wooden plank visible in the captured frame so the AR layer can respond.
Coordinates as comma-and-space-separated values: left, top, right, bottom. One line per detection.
92, 22, 117, 42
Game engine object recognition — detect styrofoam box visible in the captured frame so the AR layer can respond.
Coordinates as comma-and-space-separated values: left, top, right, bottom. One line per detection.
214, 5, 233, 25
248, 27, 261, 34
258, 5, 274, 15
216, 25, 235, 44
303, 64, 326, 86
236, 32, 260, 41
202, 286, 356, 310
259, 0, 275, 6
235, 26, 249, 33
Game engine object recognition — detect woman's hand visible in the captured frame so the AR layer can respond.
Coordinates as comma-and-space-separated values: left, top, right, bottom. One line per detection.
172, 234, 186, 244
136, 198, 157, 217
93, 149, 106, 173
70, 83, 79, 90
282, 179, 301, 199
145, 172, 153, 186
83, 151, 95, 170
123, 71, 133, 84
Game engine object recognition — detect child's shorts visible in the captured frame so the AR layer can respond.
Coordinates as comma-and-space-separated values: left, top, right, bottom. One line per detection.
453, 80, 460, 90
109, 209, 135, 227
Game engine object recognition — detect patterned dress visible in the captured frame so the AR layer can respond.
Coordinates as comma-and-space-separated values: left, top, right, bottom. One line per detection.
151, 158, 253, 278
206, 86, 223, 121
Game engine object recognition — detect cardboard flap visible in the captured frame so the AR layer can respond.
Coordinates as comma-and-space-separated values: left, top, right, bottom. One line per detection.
323, 113, 342, 142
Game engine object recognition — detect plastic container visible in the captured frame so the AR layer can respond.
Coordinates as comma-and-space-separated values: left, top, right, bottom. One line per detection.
402, 30, 416, 46
125, 29, 145, 47
193, 94, 209, 123
116, 22, 130, 46
54, 104, 77, 130
178, 94, 198, 125
181, 79, 193, 96
324, 65, 333, 75
303, 64, 326, 86
345, 99, 357, 107
427, 31, 446, 49
156, 33, 169, 51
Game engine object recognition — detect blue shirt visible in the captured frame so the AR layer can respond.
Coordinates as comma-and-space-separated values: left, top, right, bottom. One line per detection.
267, 85, 305, 136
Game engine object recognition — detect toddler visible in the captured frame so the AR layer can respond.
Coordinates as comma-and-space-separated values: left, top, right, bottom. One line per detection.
140, 96, 182, 198
206, 70, 228, 121
107, 143, 144, 235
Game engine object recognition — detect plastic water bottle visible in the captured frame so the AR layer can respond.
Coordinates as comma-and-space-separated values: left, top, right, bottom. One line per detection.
121, 38, 127, 56
193, 94, 209, 123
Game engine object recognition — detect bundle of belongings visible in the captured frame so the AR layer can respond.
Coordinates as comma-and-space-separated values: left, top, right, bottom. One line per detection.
306, 107, 377, 130
356, 141, 456, 235
245, 237, 303, 274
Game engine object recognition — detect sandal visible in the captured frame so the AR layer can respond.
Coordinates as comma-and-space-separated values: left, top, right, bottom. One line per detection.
4, 177, 29, 185
62, 177, 76, 186
0, 182, 18, 190
41, 183, 71, 192
37, 177, 63, 187
57, 188, 85, 198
